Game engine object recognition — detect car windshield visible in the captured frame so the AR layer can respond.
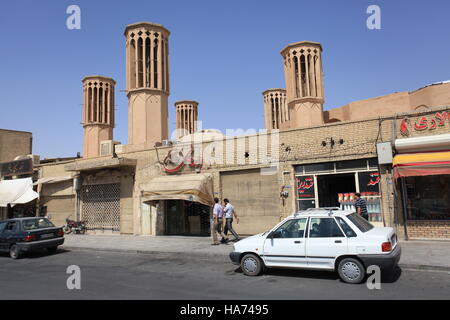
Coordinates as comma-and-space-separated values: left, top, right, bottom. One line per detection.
22, 218, 55, 231
347, 213, 374, 233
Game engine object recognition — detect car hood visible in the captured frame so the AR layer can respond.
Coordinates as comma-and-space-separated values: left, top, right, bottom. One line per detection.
234, 232, 266, 251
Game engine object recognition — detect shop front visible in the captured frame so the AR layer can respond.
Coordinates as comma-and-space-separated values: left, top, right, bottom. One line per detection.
393, 135, 450, 239
295, 158, 383, 225
64, 157, 137, 234
0, 158, 38, 220
0, 177, 39, 220
141, 173, 214, 236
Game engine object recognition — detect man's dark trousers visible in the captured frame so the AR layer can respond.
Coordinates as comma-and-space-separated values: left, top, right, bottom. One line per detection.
224, 218, 240, 241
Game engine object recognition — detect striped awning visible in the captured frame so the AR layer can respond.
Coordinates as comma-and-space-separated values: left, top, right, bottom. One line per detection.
393, 151, 450, 179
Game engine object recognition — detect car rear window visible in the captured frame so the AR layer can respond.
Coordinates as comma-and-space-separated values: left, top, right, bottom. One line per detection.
347, 213, 374, 233
22, 218, 55, 231
335, 217, 357, 237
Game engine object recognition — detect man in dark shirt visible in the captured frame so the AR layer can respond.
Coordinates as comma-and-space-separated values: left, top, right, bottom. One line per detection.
355, 193, 369, 221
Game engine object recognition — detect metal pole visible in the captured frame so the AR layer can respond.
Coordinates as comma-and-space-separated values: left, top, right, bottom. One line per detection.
386, 168, 392, 229
400, 177, 409, 240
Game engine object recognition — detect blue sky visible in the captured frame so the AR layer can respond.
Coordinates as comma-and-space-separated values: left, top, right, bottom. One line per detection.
1, 0, 449, 158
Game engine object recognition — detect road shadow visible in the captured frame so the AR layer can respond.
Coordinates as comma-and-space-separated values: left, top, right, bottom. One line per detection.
379, 266, 402, 283
232, 265, 402, 284
0, 248, 70, 260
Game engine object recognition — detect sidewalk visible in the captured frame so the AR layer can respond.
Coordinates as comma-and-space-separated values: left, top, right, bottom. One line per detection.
62, 234, 233, 261
61, 235, 450, 271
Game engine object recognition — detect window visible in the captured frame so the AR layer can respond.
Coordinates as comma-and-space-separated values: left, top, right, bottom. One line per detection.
5, 221, 17, 232
309, 217, 344, 238
296, 176, 316, 211
336, 159, 367, 171
272, 218, 307, 239
403, 175, 450, 221
22, 218, 55, 231
368, 158, 379, 169
347, 213, 374, 232
297, 199, 316, 211
335, 217, 357, 237
358, 171, 380, 194
0, 221, 7, 233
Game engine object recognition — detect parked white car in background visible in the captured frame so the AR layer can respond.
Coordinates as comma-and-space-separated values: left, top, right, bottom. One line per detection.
229, 208, 401, 284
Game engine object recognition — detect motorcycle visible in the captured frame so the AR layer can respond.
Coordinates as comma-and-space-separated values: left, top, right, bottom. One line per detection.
63, 216, 87, 234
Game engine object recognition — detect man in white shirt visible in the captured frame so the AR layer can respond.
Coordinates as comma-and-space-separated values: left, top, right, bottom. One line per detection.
212, 197, 227, 245
223, 198, 240, 242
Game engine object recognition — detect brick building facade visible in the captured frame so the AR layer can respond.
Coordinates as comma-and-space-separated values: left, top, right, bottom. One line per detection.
32, 21, 450, 240
36, 105, 450, 239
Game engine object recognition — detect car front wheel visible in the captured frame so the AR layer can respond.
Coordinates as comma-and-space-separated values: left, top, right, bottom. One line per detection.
240, 254, 263, 276
338, 258, 366, 284
9, 244, 21, 260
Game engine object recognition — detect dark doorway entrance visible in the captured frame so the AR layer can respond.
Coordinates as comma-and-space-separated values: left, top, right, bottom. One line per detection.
165, 200, 210, 236
317, 173, 356, 208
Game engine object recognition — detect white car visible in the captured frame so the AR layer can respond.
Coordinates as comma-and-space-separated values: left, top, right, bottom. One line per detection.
229, 208, 401, 284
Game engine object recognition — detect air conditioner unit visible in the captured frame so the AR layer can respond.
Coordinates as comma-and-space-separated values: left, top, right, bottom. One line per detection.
100, 140, 114, 156
114, 144, 124, 154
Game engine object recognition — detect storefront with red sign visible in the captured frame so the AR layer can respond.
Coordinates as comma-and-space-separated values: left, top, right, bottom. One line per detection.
295, 158, 382, 225
393, 133, 450, 239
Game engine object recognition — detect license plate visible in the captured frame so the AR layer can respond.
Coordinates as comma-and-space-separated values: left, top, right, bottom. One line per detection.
40, 233, 54, 239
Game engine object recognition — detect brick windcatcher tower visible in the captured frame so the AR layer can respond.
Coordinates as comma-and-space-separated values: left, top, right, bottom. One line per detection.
82, 76, 115, 158
281, 41, 324, 128
175, 101, 198, 139
263, 89, 288, 130
124, 22, 170, 146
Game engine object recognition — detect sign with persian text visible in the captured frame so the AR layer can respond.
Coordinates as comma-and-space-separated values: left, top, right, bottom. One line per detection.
400, 111, 449, 136
0, 158, 33, 177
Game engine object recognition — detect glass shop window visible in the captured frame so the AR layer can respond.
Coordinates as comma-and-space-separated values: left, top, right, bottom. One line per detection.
404, 175, 450, 221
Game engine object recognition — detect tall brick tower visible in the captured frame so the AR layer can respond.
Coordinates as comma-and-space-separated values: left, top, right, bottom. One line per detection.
281, 41, 324, 128
263, 89, 288, 130
175, 100, 199, 139
82, 76, 115, 158
124, 22, 170, 146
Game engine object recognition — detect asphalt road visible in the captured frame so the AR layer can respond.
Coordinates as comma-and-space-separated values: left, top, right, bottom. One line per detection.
0, 249, 448, 300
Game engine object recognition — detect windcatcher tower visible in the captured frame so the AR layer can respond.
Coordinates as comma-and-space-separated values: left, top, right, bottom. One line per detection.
263, 89, 288, 130
124, 22, 170, 146
281, 41, 324, 128
175, 101, 198, 139
82, 76, 115, 158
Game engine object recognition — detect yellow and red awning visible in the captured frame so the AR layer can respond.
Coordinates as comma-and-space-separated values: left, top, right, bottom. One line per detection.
393, 151, 450, 179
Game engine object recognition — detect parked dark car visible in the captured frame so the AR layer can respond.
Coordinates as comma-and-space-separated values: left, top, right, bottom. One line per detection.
0, 217, 65, 259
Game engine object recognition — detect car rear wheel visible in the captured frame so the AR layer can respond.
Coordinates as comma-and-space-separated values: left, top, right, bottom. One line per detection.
240, 254, 263, 276
338, 258, 366, 284
9, 244, 21, 260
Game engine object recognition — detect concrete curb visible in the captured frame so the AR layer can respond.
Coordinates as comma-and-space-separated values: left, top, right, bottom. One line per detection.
398, 264, 450, 273
62, 246, 231, 260
62, 246, 450, 272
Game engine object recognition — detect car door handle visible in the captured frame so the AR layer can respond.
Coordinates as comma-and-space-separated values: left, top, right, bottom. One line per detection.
294, 241, 302, 244
335, 240, 342, 243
